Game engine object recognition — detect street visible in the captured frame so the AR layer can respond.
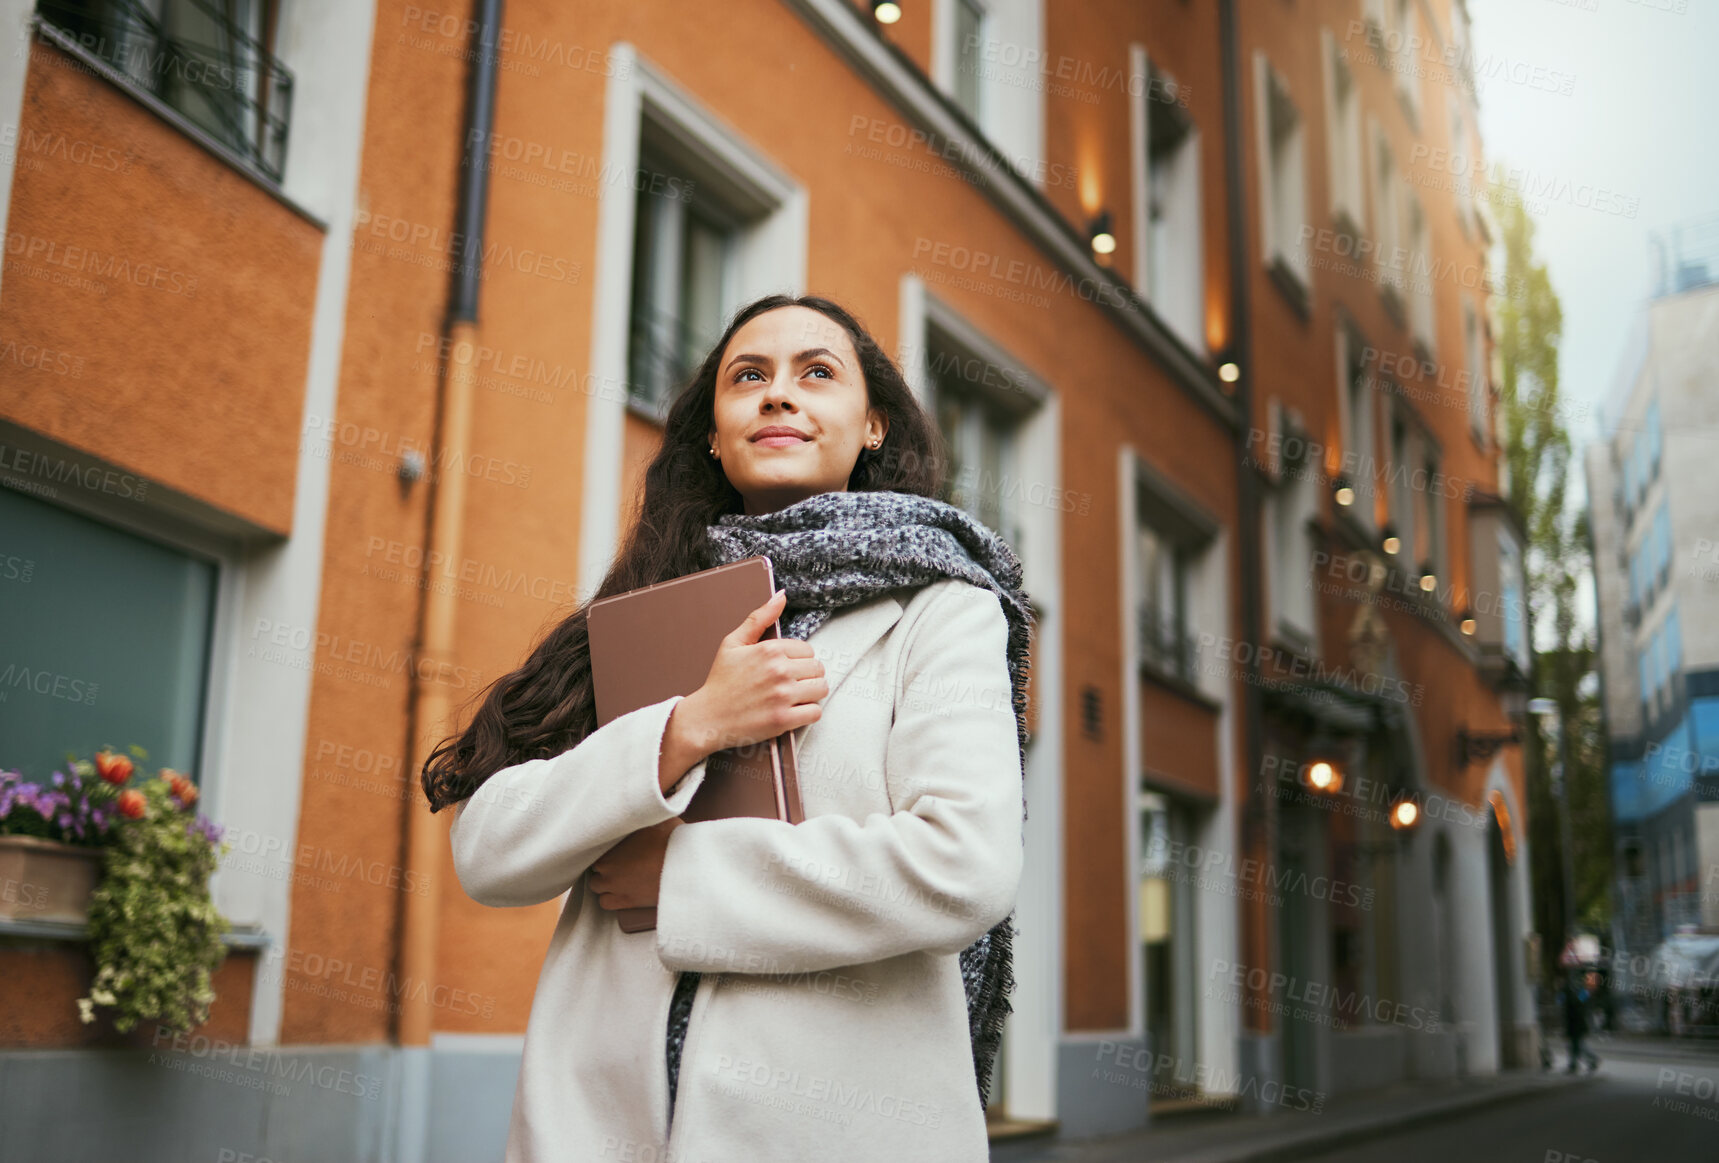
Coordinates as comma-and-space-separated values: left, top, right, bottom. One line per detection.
1297, 1037, 1719, 1163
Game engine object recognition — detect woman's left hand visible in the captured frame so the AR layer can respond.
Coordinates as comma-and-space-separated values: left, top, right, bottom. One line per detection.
589, 818, 685, 910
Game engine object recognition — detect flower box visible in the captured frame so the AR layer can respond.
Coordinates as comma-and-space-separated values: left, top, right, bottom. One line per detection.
0, 834, 101, 923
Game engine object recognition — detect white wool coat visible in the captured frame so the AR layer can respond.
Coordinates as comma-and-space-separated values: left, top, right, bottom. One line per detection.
449, 577, 1026, 1163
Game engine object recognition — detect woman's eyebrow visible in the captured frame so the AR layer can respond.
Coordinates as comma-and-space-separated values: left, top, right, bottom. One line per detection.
724, 347, 846, 374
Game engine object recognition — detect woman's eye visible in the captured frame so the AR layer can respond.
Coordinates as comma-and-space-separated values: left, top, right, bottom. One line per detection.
805, 364, 833, 379
736, 368, 763, 382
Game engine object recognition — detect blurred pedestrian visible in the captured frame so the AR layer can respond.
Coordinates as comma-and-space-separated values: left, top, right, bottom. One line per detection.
1560, 970, 1600, 1073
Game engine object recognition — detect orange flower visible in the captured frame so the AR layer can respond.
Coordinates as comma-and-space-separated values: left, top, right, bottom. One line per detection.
117, 790, 146, 819
95, 750, 134, 785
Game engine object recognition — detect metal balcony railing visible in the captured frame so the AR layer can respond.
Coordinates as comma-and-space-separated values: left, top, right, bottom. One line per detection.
38, 0, 292, 182
1139, 604, 1198, 685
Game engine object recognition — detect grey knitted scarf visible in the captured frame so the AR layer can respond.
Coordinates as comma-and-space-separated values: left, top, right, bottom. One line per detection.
664, 488, 1033, 1118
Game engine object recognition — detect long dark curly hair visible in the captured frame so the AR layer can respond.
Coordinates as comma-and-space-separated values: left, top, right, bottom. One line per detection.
422, 294, 946, 811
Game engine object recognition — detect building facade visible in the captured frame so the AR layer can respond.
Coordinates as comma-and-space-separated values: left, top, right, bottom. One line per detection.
0, 1, 1534, 1158
1587, 220, 1719, 958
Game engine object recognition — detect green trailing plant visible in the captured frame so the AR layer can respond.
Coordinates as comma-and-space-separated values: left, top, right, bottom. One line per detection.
69, 750, 232, 1035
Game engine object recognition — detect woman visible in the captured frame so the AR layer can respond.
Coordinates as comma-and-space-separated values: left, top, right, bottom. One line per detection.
424, 294, 1034, 1162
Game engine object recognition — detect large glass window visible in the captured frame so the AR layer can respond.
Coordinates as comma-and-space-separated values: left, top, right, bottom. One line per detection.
627, 151, 740, 412
928, 336, 1022, 549
0, 487, 216, 783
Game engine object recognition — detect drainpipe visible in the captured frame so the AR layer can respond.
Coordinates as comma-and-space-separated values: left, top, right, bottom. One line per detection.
1218, 0, 1273, 1076
397, 0, 503, 1049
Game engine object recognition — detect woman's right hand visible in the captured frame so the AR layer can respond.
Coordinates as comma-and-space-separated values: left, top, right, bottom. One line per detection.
670, 589, 828, 761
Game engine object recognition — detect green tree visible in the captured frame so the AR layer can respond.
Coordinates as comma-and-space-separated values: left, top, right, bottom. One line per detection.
1490, 171, 1611, 981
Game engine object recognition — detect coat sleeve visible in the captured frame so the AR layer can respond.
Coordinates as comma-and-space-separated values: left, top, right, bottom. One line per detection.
652, 581, 1024, 974
448, 694, 712, 907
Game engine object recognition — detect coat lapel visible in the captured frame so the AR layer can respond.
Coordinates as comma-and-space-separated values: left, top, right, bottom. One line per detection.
802, 591, 906, 705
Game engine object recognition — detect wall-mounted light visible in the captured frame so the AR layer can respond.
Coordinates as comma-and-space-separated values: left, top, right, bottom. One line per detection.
1458, 606, 1477, 636
1388, 794, 1423, 832
872, 0, 902, 24
1088, 210, 1116, 256
1301, 758, 1344, 795
1380, 524, 1401, 556
1218, 361, 1241, 384
1418, 561, 1438, 592
1332, 476, 1356, 508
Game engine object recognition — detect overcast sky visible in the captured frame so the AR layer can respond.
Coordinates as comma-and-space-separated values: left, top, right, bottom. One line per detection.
1470, 0, 1719, 445
1467, 0, 1718, 643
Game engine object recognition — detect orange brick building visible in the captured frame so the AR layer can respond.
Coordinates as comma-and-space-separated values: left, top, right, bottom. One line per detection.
0, 0, 1534, 1155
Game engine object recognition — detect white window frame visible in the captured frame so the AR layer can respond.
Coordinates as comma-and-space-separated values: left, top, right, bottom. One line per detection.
1392, 0, 1421, 123
1390, 408, 1417, 564
1129, 44, 1205, 354
900, 276, 1063, 1121
1448, 94, 1475, 240
581, 44, 808, 600
1464, 296, 1487, 445
1407, 191, 1434, 352
1369, 119, 1402, 295
1265, 421, 1319, 650
1254, 52, 1309, 288
931, 0, 1047, 188
1336, 321, 1376, 527
1321, 27, 1365, 233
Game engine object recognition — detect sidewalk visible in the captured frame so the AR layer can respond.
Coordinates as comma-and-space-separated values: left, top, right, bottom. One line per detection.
990, 1069, 1599, 1163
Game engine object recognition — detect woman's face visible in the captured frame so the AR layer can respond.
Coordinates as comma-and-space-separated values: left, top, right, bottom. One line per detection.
708, 305, 888, 515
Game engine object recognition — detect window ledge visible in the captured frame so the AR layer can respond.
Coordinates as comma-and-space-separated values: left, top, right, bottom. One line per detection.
30, 18, 325, 231
1267, 254, 1313, 321
0, 915, 271, 949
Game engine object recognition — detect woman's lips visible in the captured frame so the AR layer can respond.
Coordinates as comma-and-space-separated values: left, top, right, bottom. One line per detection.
754, 435, 810, 448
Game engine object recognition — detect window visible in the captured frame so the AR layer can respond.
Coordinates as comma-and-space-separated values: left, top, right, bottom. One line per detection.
1371, 126, 1403, 301
39, 0, 292, 181
1322, 28, 1365, 232
1420, 450, 1444, 584
1392, 0, 1421, 122
1407, 194, 1434, 352
1132, 48, 1204, 351
1255, 55, 1309, 288
1136, 519, 1192, 682
1391, 414, 1416, 563
1464, 298, 1487, 443
0, 486, 216, 783
1449, 97, 1474, 239
1499, 523, 1528, 669
927, 330, 1023, 549
626, 144, 742, 412
953, 0, 986, 123
1339, 323, 1375, 518
1267, 440, 1317, 645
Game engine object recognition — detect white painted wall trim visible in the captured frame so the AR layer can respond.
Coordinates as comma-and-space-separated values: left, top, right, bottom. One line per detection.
0, 0, 36, 306
904, 280, 1062, 1118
